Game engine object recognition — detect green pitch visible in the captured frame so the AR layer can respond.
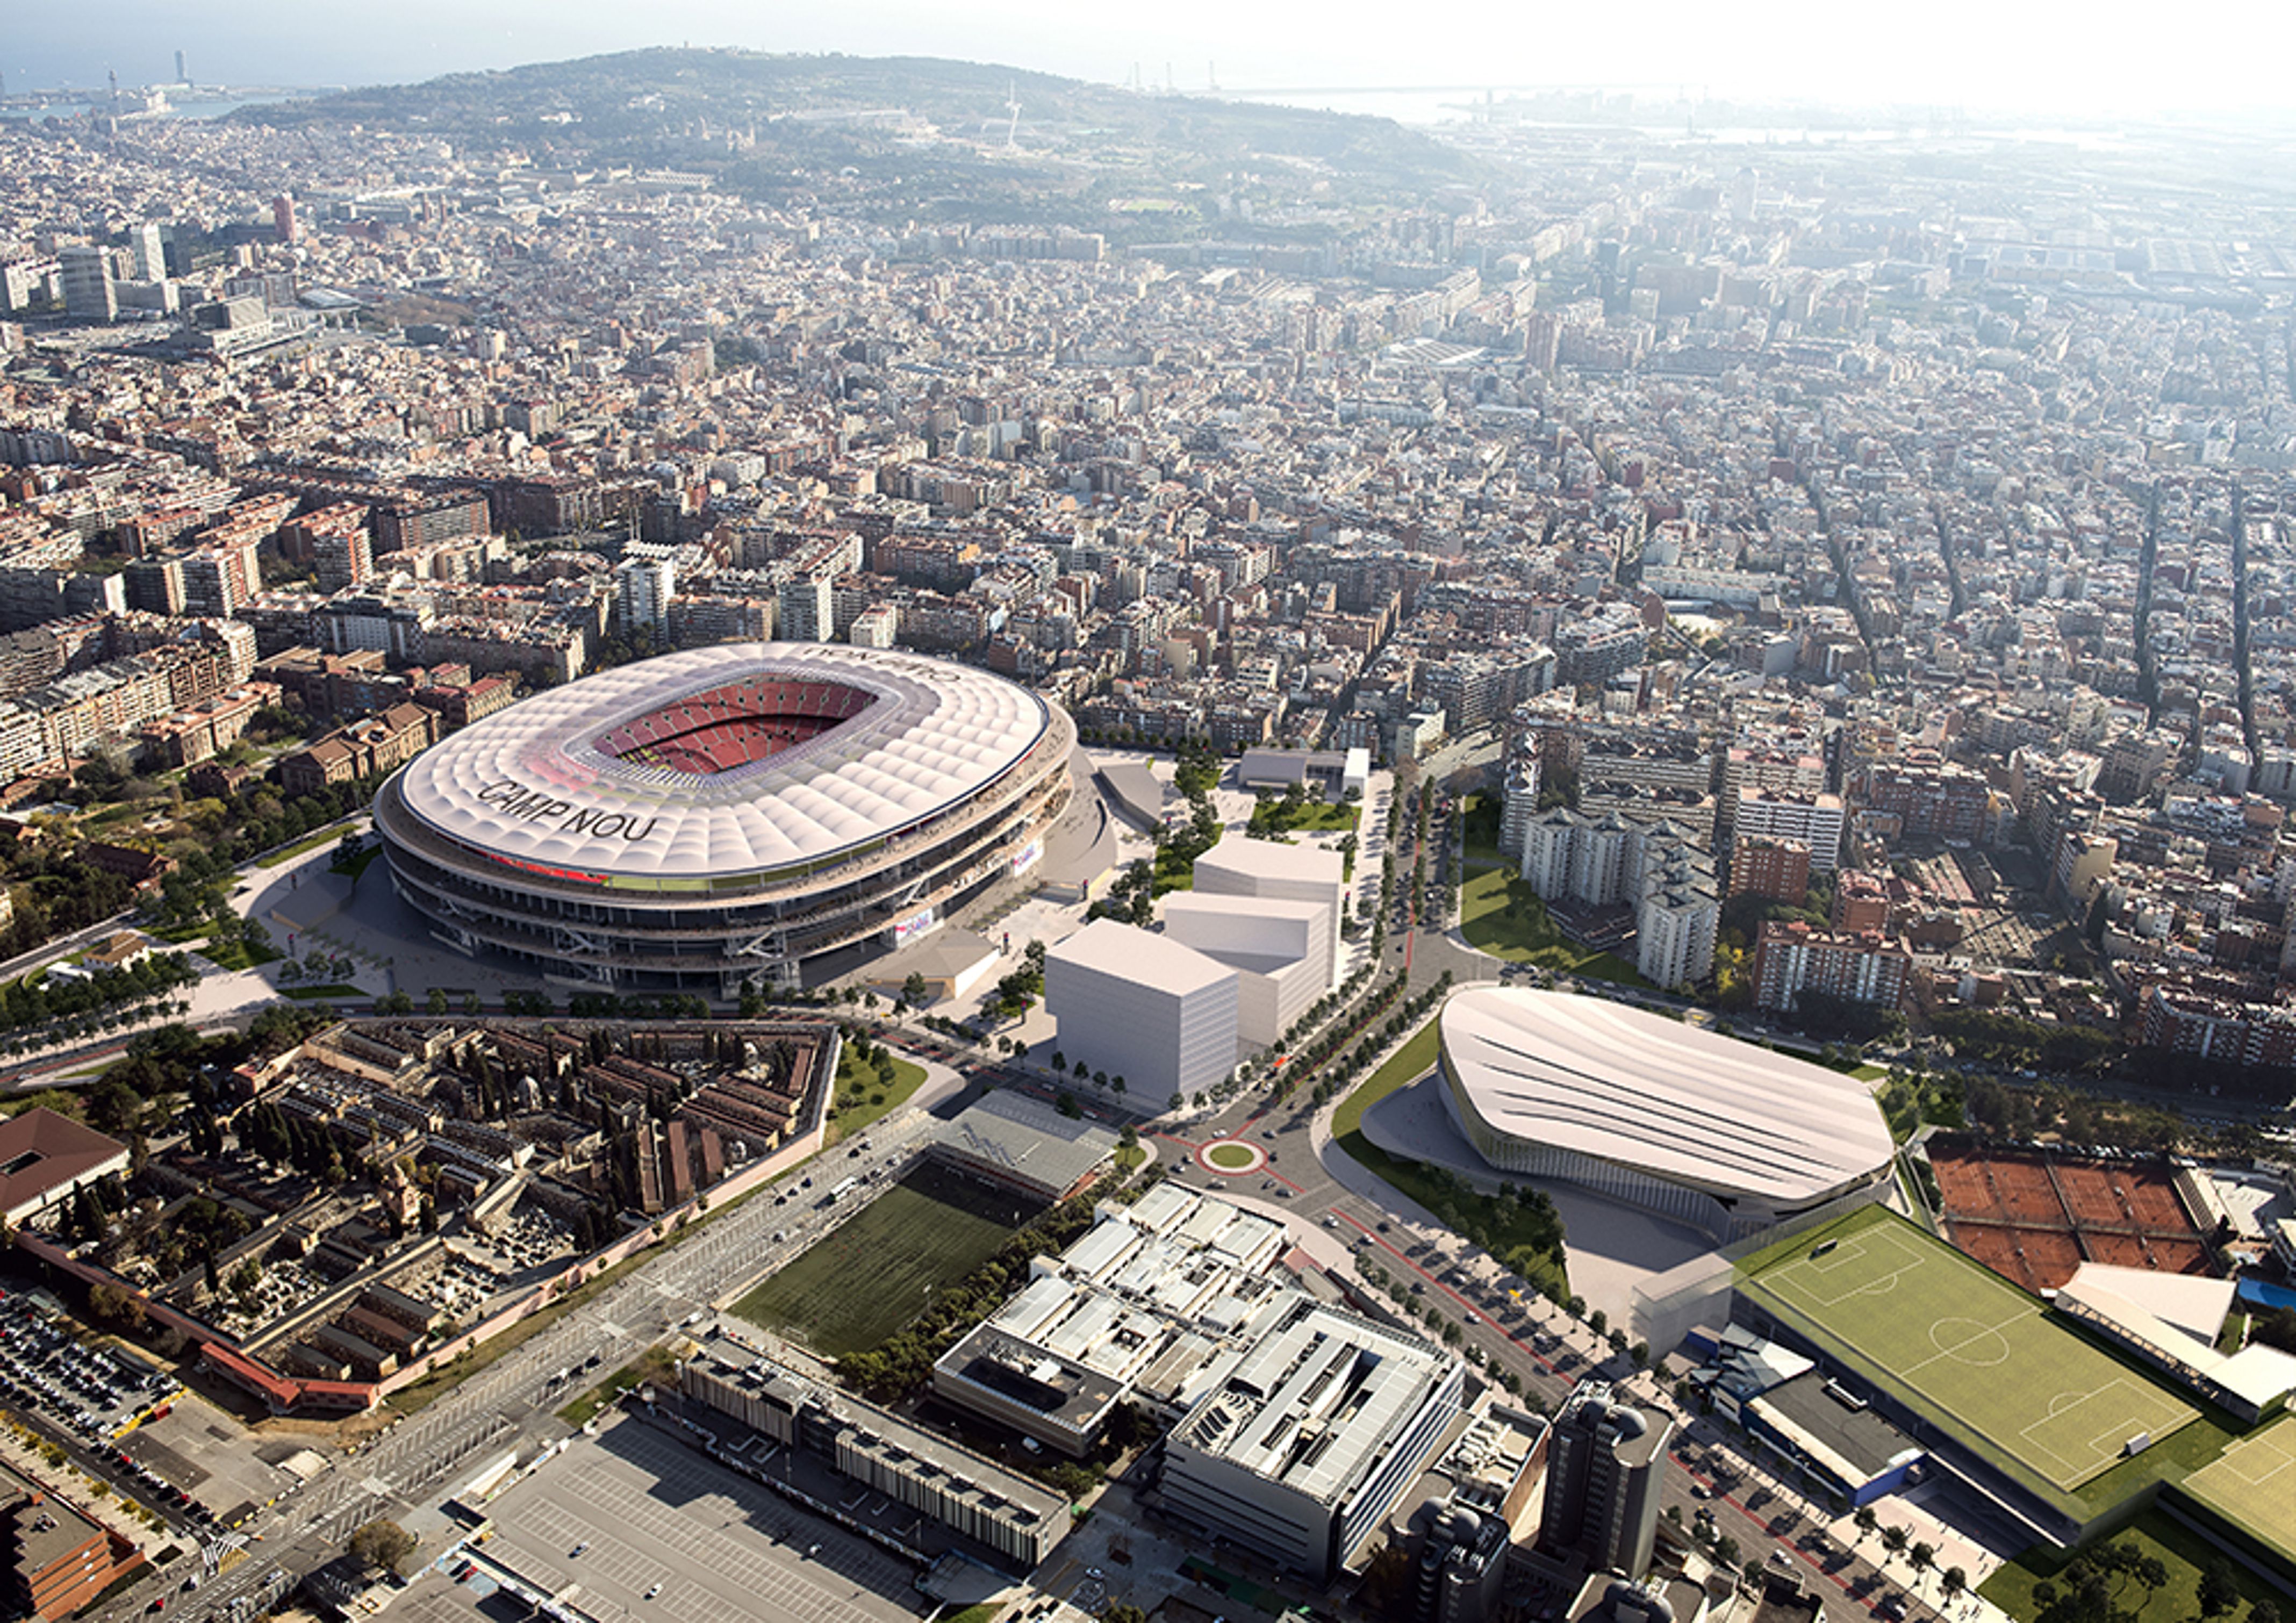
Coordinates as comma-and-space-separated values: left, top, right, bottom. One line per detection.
2181, 1412, 2296, 1562
732, 1160, 1044, 1357
1738, 1206, 2198, 1493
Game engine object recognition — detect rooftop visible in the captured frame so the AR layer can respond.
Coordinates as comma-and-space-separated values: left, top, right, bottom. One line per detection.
1438, 988, 1894, 1207
1047, 918, 1235, 996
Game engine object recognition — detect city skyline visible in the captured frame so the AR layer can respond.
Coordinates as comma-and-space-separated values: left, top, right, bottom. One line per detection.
10, 0, 2296, 124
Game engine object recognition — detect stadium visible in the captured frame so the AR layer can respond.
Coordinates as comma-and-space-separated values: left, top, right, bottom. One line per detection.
373, 642, 1074, 995
1437, 987, 1894, 1237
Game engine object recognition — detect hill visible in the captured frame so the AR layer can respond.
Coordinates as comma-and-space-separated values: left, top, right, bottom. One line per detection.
233, 48, 1506, 240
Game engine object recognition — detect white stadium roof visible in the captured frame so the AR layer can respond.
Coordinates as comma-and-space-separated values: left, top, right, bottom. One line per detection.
1439, 987, 1895, 1206
391, 642, 1053, 883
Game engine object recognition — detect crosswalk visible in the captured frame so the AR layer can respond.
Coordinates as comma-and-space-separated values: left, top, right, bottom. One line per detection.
104, 1107, 940, 1623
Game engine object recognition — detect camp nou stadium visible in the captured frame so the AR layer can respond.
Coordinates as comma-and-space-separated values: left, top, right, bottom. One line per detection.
372, 642, 1074, 995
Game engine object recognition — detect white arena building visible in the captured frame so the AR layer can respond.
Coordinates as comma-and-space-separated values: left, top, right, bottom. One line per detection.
374, 643, 1074, 995
1437, 987, 1894, 1237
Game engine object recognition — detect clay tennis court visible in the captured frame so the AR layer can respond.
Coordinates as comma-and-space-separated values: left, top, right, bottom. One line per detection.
1927, 1144, 2213, 1294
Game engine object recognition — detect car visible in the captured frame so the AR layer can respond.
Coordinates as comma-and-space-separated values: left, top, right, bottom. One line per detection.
644, 1585, 663, 1601
571, 1543, 590, 1557
1690, 1484, 1711, 1499
1086, 1568, 1104, 1581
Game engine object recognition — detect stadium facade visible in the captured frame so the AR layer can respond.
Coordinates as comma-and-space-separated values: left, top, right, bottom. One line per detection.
1437, 987, 1893, 1238
374, 643, 1073, 995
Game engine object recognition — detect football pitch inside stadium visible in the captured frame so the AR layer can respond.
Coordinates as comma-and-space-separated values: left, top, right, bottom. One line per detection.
1738, 1205, 2198, 1492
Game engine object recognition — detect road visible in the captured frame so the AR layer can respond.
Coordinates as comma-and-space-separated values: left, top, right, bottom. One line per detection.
90, 1111, 945, 1623
94, 758, 1936, 1623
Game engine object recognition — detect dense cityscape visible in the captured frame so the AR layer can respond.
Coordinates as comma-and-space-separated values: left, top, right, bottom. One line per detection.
0, 43, 2289, 1623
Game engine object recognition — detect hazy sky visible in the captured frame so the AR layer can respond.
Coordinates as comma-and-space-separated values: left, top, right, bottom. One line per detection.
11, 0, 2295, 120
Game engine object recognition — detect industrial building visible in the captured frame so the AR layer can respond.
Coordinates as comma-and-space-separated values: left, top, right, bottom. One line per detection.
1044, 919, 1238, 1101
924, 1089, 1118, 1203
1161, 1296, 1466, 1583
679, 1326, 1068, 1569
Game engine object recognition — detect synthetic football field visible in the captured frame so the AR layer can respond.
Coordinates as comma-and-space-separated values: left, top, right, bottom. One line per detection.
732, 1161, 1043, 1356
2180, 1412, 2296, 1560
1739, 1207, 2197, 1491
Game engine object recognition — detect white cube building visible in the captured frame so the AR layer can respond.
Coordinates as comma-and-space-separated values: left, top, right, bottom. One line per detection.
1045, 918, 1238, 1102
1162, 892, 1333, 1047
1192, 839, 1348, 981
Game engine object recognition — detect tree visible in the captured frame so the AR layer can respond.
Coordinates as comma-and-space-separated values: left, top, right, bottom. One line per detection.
1881, 1526, 1910, 1558
88, 1280, 146, 1329
2199, 1559, 2243, 1619
1909, 1542, 1935, 1591
347, 1519, 418, 1576
901, 972, 930, 1010
1854, 1506, 1878, 1545
1940, 1568, 1968, 1612
2249, 1602, 2282, 1623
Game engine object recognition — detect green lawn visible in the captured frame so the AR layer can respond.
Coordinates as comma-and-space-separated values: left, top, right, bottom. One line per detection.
1206, 1142, 1257, 1169
1458, 868, 1652, 988
1330, 1014, 1568, 1297
1980, 1505, 2291, 1621
197, 938, 282, 970
824, 1053, 928, 1145
555, 1344, 673, 1427
256, 827, 355, 868
731, 1162, 1044, 1358
1739, 1207, 2218, 1512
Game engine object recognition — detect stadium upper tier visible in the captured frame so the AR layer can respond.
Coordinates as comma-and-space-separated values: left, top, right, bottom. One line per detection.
1437, 987, 1894, 1236
374, 643, 1074, 994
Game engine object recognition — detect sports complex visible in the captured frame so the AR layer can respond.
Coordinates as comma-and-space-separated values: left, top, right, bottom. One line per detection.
1735, 1204, 2217, 1540
374, 642, 1074, 994
1436, 987, 1896, 1237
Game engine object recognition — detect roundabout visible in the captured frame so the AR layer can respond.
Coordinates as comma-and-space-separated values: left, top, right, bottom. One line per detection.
1199, 1139, 1267, 1175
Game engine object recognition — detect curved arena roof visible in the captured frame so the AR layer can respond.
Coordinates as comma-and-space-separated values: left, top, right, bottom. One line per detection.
390, 642, 1054, 885
1439, 987, 1893, 1207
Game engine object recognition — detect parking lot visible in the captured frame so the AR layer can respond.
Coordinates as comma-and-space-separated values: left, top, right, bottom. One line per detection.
0, 1289, 177, 1442
121, 1389, 313, 1527
479, 1416, 927, 1623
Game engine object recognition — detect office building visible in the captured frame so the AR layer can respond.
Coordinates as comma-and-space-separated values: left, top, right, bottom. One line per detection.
1044, 919, 1237, 1101
1192, 839, 1348, 982
681, 1327, 1067, 1568
1538, 1382, 1674, 1579
1161, 891, 1333, 1046
273, 194, 300, 243
58, 247, 116, 322
1161, 1296, 1466, 1583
